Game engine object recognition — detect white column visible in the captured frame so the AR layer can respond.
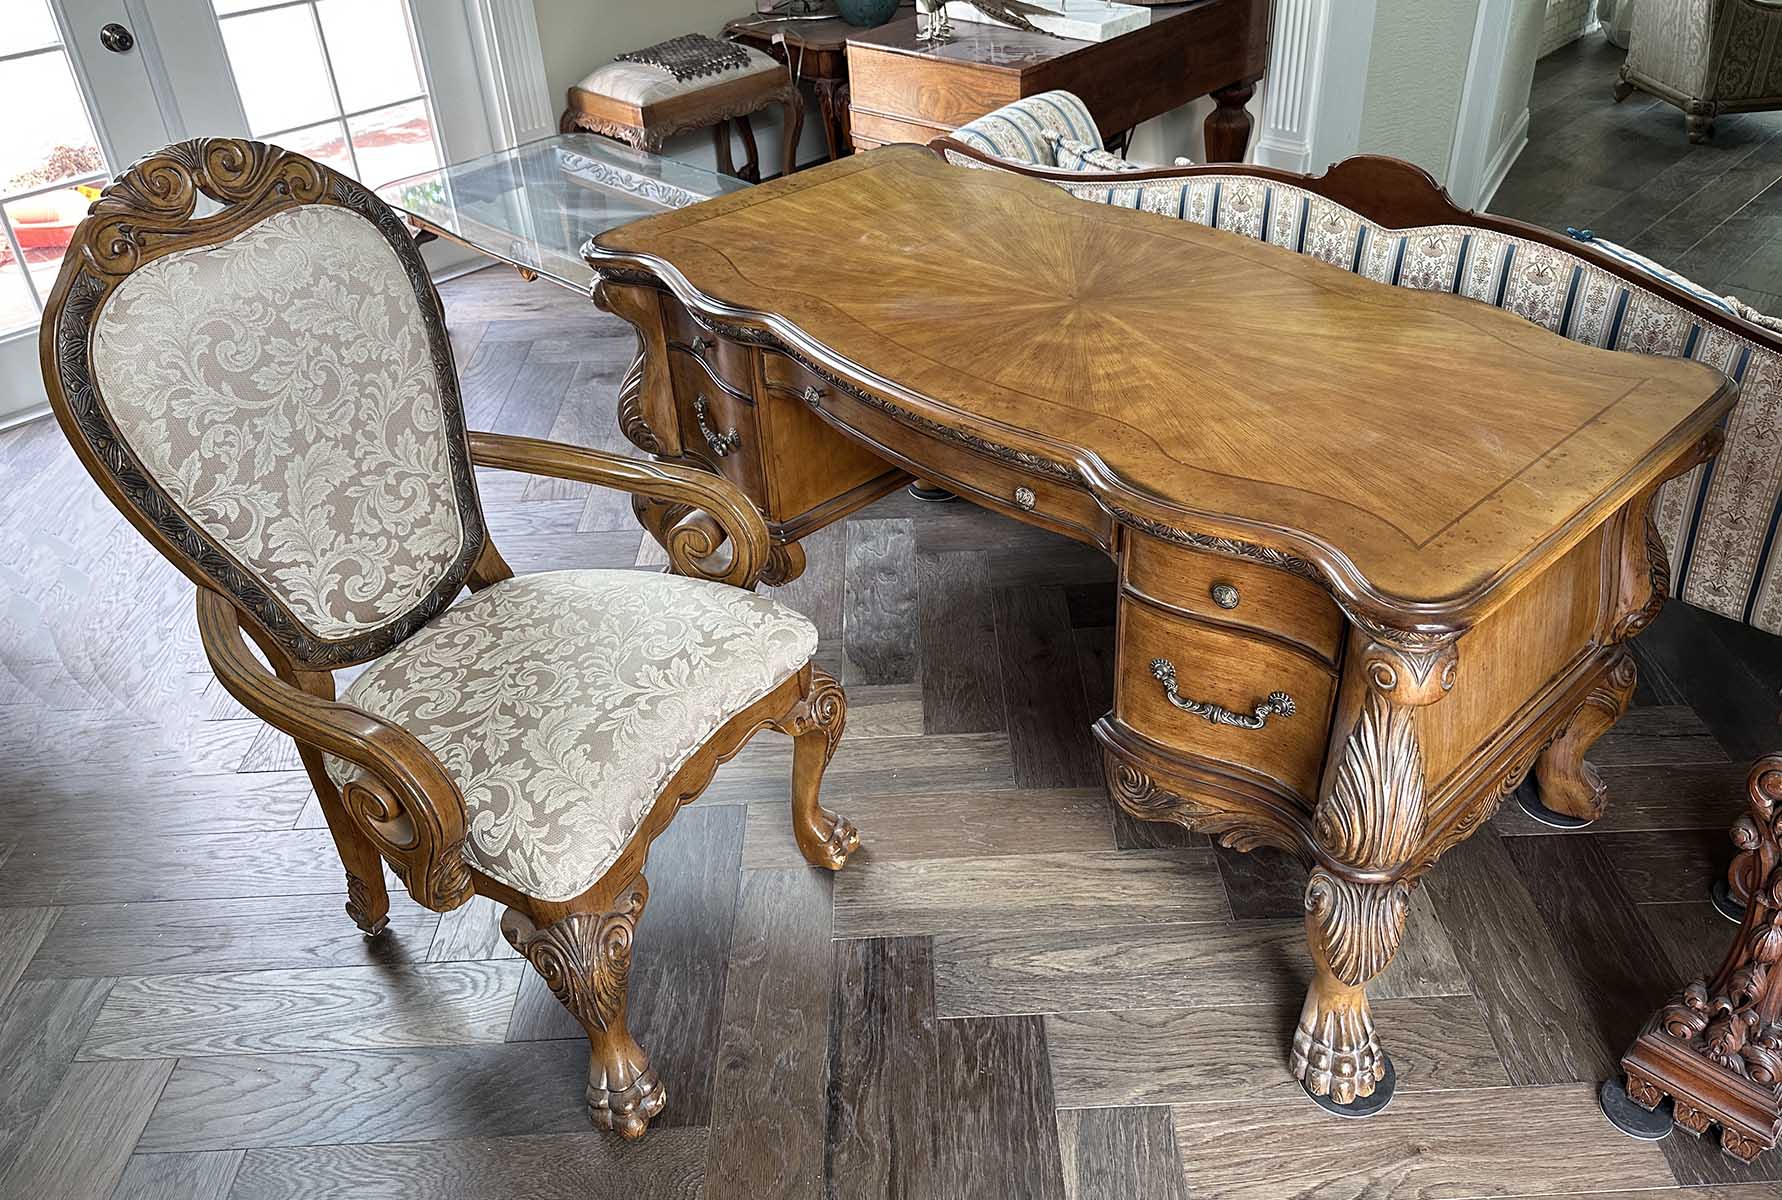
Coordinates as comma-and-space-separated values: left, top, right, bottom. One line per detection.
472, 0, 555, 147
1253, 0, 1376, 174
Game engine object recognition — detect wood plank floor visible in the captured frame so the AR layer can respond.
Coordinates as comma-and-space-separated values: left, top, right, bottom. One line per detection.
4, 32, 1782, 1200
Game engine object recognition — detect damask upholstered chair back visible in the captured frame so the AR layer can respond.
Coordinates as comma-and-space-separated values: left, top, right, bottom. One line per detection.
40, 139, 486, 670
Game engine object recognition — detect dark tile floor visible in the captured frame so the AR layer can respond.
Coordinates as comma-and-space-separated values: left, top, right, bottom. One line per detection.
3, 31, 1781, 1200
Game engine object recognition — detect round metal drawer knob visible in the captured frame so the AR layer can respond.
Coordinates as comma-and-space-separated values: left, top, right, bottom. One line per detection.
1211, 582, 1240, 609
1013, 486, 1036, 510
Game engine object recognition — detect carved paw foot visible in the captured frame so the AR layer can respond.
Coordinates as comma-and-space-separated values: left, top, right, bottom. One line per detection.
1292, 991, 1389, 1106
796, 810, 860, 871
590, 1065, 667, 1140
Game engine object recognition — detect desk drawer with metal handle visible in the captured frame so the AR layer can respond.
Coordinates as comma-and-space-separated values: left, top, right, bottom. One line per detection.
1115, 594, 1337, 805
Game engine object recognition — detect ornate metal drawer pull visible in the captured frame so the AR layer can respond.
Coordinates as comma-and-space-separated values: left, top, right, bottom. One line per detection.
693, 397, 741, 457
689, 335, 712, 354
800, 385, 824, 407
1013, 486, 1036, 510
1210, 582, 1240, 609
1149, 658, 1295, 728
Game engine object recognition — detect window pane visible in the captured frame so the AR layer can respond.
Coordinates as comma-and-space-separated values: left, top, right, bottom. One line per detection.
220, 7, 336, 135
317, 0, 422, 114
348, 100, 436, 188
0, 1, 61, 58
274, 121, 354, 177
0, 51, 103, 197
0, 241, 39, 334
213, 1, 287, 14
5, 186, 94, 314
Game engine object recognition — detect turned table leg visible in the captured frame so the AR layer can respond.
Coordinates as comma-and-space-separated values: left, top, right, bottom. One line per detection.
1203, 80, 1257, 163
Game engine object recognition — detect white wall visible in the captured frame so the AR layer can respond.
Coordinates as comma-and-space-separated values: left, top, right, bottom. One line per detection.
1355, 0, 1483, 185
529, 0, 826, 174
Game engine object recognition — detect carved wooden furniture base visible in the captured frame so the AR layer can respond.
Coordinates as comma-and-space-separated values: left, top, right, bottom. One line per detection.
1616, 754, 1782, 1163
584, 147, 1735, 1115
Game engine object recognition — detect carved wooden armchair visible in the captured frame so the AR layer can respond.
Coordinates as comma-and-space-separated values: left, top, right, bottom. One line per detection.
37, 139, 859, 1140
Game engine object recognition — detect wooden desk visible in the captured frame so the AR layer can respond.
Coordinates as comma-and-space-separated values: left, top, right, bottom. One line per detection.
845, 0, 1271, 160
586, 147, 1735, 1111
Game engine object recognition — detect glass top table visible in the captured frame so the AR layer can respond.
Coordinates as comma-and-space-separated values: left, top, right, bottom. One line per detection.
378, 134, 749, 292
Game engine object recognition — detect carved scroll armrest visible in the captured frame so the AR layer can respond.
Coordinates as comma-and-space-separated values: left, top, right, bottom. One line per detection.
195, 588, 474, 911
469, 430, 771, 589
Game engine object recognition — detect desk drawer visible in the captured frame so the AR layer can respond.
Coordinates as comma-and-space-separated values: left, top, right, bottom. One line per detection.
1116, 595, 1336, 802
1123, 534, 1345, 666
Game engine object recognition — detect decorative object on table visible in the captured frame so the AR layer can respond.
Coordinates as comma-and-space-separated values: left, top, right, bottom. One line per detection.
588, 144, 1733, 1115
836, 0, 902, 25
846, 0, 1267, 162
40, 137, 859, 1141
935, 124, 1782, 643
946, 0, 1151, 41
1605, 752, 1782, 1163
1615, 0, 1782, 142
918, 0, 1056, 45
561, 35, 804, 181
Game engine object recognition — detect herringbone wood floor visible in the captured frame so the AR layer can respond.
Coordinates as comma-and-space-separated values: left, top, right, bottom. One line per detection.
5, 32, 1782, 1200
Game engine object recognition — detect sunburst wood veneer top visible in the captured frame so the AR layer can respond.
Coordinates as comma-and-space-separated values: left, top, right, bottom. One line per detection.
592, 147, 1735, 625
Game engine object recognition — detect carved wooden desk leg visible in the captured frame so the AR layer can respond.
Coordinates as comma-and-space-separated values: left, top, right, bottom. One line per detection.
768, 665, 859, 870
1293, 638, 1455, 1113
502, 882, 667, 1139
1525, 650, 1638, 827
1610, 755, 1782, 1162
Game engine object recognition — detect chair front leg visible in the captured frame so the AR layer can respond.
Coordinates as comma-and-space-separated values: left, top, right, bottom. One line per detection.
295, 746, 390, 937
781, 665, 858, 870
501, 881, 665, 1138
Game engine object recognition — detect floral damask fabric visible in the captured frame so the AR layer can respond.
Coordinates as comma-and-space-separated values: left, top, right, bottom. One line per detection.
326, 570, 818, 901
91, 204, 467, 642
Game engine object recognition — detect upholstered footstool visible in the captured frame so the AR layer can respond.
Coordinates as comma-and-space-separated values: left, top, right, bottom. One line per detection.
561, 35, 803, 182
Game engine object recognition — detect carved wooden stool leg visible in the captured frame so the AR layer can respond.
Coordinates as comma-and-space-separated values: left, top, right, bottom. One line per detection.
502, 882, 666, 1138
774, 665, 858, 870
1526, 650, 1637, 827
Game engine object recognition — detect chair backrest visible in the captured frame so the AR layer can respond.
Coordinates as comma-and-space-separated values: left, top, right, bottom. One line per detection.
41, 138, 487, 669
928, 142, 1782, 636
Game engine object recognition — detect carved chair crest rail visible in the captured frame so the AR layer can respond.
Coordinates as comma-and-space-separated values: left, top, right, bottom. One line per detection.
38, 137, 859, 1140
582, 144, 1735, 1111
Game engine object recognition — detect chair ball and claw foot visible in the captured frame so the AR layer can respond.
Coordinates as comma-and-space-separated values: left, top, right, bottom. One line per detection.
502, 886, 667, 1139
39, 138, 858, 1144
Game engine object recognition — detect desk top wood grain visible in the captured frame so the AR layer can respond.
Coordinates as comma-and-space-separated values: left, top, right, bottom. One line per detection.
591, 147, 1735, 626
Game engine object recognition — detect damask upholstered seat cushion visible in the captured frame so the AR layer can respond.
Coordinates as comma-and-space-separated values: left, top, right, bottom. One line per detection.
325, 569, 818, 901
948, 156, 1782, 636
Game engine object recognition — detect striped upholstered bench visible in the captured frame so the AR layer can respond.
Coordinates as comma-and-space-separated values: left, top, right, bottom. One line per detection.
932, 126, 1782, 638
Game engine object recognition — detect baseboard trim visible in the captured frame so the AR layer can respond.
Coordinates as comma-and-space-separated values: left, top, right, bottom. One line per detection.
0, 402, 51, 432
1479, 107, 1530, 211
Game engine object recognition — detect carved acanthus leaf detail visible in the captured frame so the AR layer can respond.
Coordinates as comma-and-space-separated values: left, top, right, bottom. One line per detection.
1304, 869, 1411, 988
1313, 690, 1427, 871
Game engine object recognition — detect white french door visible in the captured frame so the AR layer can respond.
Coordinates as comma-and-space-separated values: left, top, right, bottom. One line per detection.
0, 0, 500, 428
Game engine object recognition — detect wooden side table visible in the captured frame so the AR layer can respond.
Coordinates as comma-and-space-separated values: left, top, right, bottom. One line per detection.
1607, 752, 1782, 1163
726, 10, 907, 162
560, 46, 804, 182
843, 0, 1270, 162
